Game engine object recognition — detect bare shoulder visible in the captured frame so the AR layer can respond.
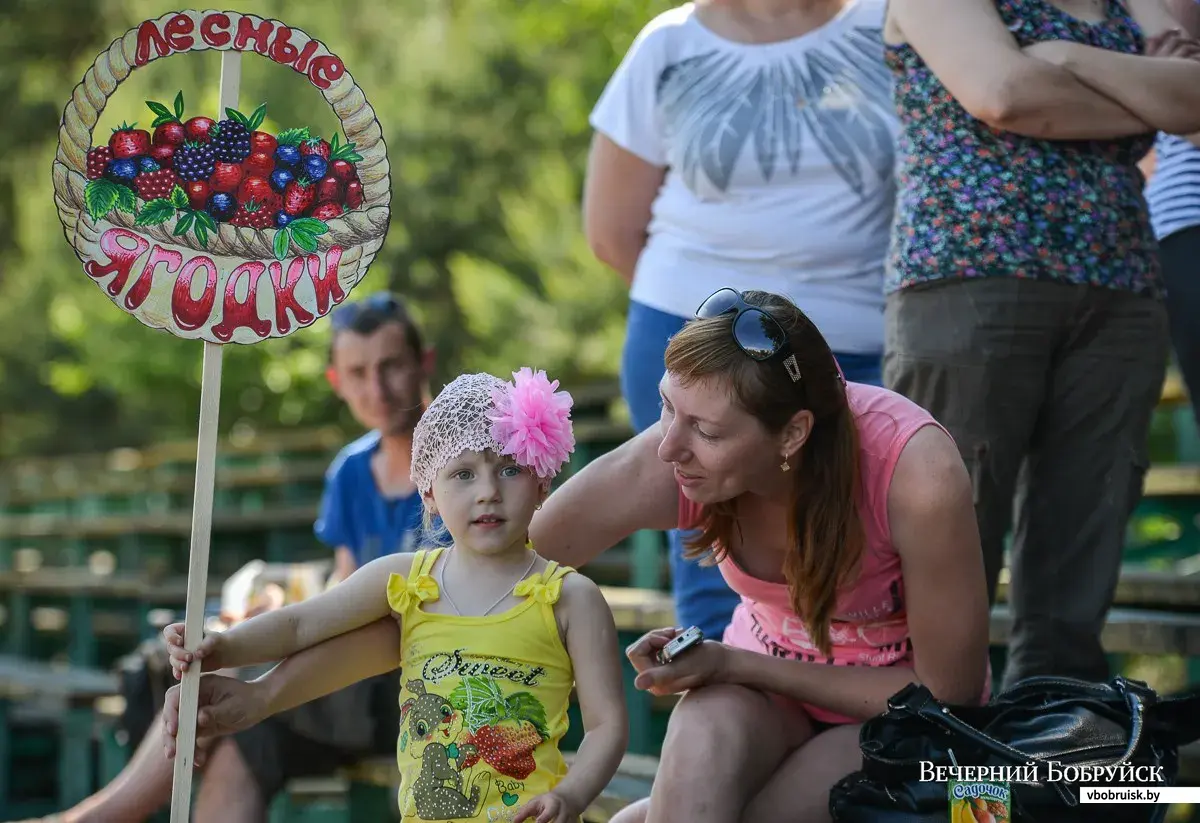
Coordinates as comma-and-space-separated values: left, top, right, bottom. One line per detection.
557, 569, 607, 612
363, 550, 420, 580
362, 550, 422, 603
555, 570, 614, 638
888, 424, 973, 523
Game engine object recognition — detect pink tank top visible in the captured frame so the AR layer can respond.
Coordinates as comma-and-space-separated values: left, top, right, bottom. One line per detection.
678, 383, 987, 723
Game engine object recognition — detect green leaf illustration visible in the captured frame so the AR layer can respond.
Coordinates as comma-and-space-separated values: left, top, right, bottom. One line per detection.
195, 211, 217, 233
169, 185, 189, 209
193, 220, 209, 248
84, 179, 120, 222
448, 676, 508, 732
504, 692, 548, 738
330, 134, 362, 162
247, 103, 267, 132
134, 198, 175, 226
174, 91, 185, 119
273, 228, 290, 261
276, 127, 311, 147
115, 186, 138, 214
287, 217, 328, 237
173, 211, 195, 237
291, 228, 318, 253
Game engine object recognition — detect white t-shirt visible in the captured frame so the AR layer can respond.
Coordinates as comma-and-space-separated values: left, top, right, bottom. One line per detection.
590, 0, 897, 354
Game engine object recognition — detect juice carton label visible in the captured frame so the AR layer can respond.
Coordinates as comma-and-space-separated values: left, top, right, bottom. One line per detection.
949, 779, 1011, 823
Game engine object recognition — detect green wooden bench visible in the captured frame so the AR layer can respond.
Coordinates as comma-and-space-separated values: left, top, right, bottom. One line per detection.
0, 569, 222, 668
0, 655, 119, 819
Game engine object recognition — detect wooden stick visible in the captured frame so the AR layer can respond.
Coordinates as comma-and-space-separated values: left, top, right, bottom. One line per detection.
168, 49, 239, 822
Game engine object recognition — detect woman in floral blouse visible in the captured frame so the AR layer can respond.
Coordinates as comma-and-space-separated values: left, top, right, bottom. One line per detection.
882, 0, 1200, 693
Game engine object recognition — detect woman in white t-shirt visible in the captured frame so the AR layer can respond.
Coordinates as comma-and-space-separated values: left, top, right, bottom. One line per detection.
583, 0, 899, 646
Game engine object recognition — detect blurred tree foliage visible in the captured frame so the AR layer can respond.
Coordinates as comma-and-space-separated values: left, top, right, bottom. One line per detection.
0, 0, 672, 458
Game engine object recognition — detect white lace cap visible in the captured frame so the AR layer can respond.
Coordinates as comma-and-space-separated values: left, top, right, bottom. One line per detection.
410, 372, 510, 495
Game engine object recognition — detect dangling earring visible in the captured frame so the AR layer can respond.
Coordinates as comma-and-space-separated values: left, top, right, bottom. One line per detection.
781, 456, 791, 472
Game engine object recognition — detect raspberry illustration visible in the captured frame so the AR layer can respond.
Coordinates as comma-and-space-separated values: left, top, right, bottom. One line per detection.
229, 199, 276, 229
86, 146, 112, 180
134, 169, 180, 201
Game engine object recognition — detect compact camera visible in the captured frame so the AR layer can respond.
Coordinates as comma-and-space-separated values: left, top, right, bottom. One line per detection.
655, 626, 705, 665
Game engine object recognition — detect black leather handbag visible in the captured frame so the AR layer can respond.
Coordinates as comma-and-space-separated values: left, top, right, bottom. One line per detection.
828, 675, 1200, 823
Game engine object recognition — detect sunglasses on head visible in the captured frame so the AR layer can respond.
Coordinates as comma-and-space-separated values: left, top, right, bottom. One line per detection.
331, 292, 406, 331
696, 288, 802, 382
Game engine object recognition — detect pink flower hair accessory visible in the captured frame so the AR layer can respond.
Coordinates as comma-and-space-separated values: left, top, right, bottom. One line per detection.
487, 367, 575, 481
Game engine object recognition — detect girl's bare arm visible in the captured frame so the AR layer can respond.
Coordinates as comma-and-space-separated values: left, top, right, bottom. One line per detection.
548, 574, 629, 813
209, 553, 411, 670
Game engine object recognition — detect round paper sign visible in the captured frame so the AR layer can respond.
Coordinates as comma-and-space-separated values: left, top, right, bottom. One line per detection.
51, 10, 391, 344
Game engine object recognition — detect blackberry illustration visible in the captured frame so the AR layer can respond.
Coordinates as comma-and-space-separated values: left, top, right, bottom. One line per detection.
211, 105, 265, 163
212, 119, 250, 163
174, 141, 216, 182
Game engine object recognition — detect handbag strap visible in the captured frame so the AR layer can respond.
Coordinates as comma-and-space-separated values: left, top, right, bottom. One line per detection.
891, 682, 1148, 807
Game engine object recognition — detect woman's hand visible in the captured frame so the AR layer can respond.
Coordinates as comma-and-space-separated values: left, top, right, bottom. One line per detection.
1147, 28, 1200, 60
162, 674, 268, 767
163, 622, 224, 679
624, 627, 731, 696
513, 790, 580, 823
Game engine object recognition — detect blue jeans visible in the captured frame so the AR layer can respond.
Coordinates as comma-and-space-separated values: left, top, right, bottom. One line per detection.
621, 299, 882, 639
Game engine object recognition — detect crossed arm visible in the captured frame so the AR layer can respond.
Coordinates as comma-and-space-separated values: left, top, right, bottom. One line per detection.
1031, 0, 1200, 136
888, 0, 1200, 139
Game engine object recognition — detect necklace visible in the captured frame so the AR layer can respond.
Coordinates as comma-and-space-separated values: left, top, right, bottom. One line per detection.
437, 548, 538, 617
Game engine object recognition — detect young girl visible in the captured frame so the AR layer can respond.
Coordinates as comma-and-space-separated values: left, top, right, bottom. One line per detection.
165, 368, 629, 823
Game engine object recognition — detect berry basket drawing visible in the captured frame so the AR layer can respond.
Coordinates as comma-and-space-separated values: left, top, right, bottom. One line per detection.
51, 10, 391, 344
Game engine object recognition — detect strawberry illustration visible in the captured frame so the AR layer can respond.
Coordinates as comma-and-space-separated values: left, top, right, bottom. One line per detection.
329, 159, 356, 183
134, 169, 180, 201
237, 175, 273, 206
229, 199, 276, 229
282, 178, 315, 215
109, 122, 151, 159
154, 122, 186, 147
185, 181, 211, 211
147, 92, 187, 146
209, 161, 244, 194
250, 131, 277, 154
463, 721, 542, 780
315, 175, 342, 204
344, 180, 364, 210
86, 146, 112, 180
184, 116, 215, 143
310, 202, 343, 222
149, 144, 175, 169
326, 133, 364, 183
448, 677, 547, 782
243, 151, 274, 179
301, 137, 331, 160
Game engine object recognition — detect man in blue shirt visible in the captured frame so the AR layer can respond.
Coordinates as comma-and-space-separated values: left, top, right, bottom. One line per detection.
42, 292, 435, 823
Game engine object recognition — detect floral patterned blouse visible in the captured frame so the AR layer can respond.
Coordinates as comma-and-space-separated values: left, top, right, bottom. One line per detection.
885, 0, 1162, 297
